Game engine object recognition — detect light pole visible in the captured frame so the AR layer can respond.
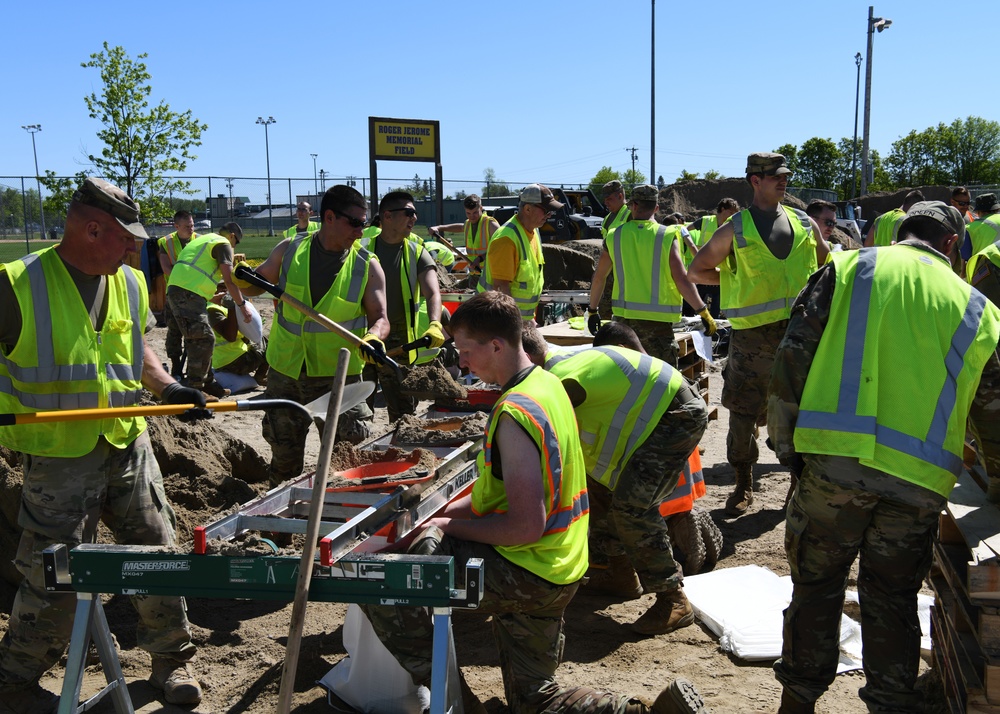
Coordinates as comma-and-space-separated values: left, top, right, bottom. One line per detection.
21, 124, 45, 240
319, 169, 327, 193
860, 7, 892, 196
851, 52, 863, 200
650, 0, 656, 185
256, 116, 277, 235
225, 178, 235, 220
310, 153, 318, 199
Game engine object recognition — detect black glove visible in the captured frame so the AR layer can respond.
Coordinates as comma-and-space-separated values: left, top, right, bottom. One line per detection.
161, 382, 211, 421
587, 308, 602, 336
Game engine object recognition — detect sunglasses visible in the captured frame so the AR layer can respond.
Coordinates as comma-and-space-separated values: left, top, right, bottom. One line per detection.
954, 200, 970, 207
334, 210, 367, 229
390, 207, 418, 218
823, 219, 837, 228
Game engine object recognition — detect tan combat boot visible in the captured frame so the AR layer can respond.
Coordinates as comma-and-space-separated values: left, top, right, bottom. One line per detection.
581, 554, 643, 600
652, 677, 706, 713
150, 656, 203, 705
632, 588, 695, 636
724, 464, 754, 517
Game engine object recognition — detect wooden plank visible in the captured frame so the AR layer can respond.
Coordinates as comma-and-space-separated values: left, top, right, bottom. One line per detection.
537, 320, 592, 347
946, 472, 1000, 599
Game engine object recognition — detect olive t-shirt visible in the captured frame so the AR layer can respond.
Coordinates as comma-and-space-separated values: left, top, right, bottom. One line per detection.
372, 237, 435, 331
747, 205, 794, 260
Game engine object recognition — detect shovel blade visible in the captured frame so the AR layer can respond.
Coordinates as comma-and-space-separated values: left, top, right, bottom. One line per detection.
305, 381, 375, 426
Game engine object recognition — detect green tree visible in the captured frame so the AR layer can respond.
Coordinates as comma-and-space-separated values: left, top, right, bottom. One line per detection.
676, 170, 700, 183
796, 137, 842, 190
482, 168, 512, 197
774, 143, 799, 180
704, 170, 721, 180
867, 149, 893, 193
81, 42, 207, 224
40, 170, 92, 222
588, 166, 621, 196
885, 129, 942, 187
622, 168, 647, 189
937, 116, 1000, 185
835, 137, 863, 199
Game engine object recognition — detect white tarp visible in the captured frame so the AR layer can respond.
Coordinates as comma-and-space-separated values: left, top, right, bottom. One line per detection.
683, 565, 932, 673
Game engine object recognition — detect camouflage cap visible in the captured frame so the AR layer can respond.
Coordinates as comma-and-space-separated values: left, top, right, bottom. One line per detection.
975, 193, 1000, 213
905, 201, 966, 244
520, 184, 564, 211
602, 180, 624, 197
631, 184, 659, 202
72, 177, 148, 239
745, 152, 792, 176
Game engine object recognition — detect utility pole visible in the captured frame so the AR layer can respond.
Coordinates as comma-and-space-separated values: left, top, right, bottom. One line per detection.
650, 0, 656, 184
625, 147, 638, 180
861, 7, 892, 196
851, 52, 863, 200
21, 124, 45, 240
310, 153, 318, 198
256, 116, 277, 235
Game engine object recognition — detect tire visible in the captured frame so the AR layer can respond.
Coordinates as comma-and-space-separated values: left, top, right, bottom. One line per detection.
697, 510, 724, 572
667, 511, 706, 576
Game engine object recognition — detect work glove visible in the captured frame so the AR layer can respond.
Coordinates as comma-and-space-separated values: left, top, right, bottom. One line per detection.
232, 261, 255, 289
422, 320, 447, 349
698, 307, 718, 336
587, 308, 602, 336
989, 478, 1000, 505
160, 381, 211, 421
359, 332, 387, 365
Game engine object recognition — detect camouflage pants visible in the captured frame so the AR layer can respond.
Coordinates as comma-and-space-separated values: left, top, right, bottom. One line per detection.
165, 287, 214, 386
721, 321, 788, 466
163, 298, 183, 363
587, 381, 708, 593
612, 317, 678, 368
0, 433, 195, 690
774, 465, 939, 713
364, 530, 651, 714
218, 339, 267, 377
261, 369, 373, 486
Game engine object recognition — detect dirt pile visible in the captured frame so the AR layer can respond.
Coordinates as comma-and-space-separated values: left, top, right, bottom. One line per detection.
401, 362, 468, 398
394, 412, 488, 446
656, 178, 807, 221
541, 243, 598, 290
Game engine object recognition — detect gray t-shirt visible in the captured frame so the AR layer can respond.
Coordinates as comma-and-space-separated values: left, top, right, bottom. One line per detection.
373, 237, 435, 331
747, 205, 795, 260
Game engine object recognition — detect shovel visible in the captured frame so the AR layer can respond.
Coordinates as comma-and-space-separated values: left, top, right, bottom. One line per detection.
0, 381, 374, 427
234, 264, 403, 379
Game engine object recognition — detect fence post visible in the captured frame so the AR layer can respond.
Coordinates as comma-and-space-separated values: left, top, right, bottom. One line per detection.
208, 177, 213, 224
21, 177, 29, 253
288, 179, 293, 215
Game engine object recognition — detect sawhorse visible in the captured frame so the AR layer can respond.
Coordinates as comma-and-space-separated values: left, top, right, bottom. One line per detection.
59, 593, 133, 714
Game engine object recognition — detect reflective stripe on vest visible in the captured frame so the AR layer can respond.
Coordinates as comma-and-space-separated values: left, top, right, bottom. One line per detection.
169, 234, 229, 299
796, 248, 995, 488
267, 233, 372, 377
658, 448, 706, 517
361, 236, 429, 363
477, 217, 543, 320
464, 213, 492, 259
602, 205, 630, 237
283, 221, 321, 239
0, 248, 146, 455
609, 222, 684, 320
969, 215, 1000, 255
580, 348, 677, 489
473, 368, 589, 584
722, 207, 816, 328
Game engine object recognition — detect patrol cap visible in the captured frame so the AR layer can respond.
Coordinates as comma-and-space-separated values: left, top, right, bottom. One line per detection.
520, 184, 564, 211
905, 201, 966, 244
72, 177, 148, 239
975, 193, 1000, 213
631, 184, 659, 202
745, 152, 792, 176
602, 180, 624, 197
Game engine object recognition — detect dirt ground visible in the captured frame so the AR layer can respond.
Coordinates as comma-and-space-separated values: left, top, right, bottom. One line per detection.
0, 298, 943, 713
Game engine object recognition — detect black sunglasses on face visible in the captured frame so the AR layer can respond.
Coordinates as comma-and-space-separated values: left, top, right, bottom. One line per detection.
334, 210, 367, 228
390, 207, 418, 218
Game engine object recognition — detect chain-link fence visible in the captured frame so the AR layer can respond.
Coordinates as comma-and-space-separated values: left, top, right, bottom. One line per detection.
0, 174, 606, 262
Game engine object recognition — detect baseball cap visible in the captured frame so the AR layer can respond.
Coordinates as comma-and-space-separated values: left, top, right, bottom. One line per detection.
631, 184, 659, 202
746, 152, 792, 176
72, 178, 148, 239
905, 201, 966, 243
520, 184, 564, 211
602, 180, 624, 197
975, 193, 1000, 213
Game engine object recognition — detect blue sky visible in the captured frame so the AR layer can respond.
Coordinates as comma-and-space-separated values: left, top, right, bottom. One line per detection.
2, 0, 996, 198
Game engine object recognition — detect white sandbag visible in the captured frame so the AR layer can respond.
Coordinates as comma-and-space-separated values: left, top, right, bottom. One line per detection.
237, 300, 264, 345
317, 604, 429, 714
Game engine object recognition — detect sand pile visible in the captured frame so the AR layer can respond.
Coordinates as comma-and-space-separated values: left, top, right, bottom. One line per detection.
401, 362, 468, 398
394, 412, 487, 446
